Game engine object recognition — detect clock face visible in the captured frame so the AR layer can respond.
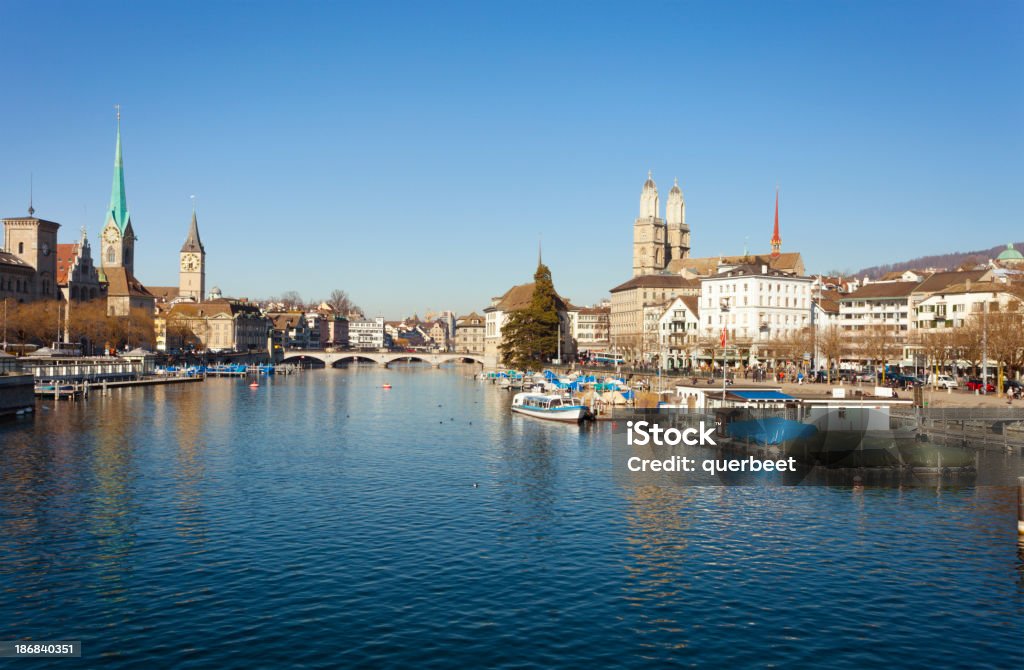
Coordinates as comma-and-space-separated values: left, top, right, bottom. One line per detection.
41, 242, 51, 256
181, 253, 200, 272
103, 227, 119, 243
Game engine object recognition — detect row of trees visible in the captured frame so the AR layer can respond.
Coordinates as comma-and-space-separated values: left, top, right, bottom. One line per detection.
603, 307, 1024, 384
1, 299, 154, 352
266, 289, 361, 316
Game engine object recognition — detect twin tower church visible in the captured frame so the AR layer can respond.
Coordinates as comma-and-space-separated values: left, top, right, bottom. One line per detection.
0, 110, 209, 316
630, 171, 791, 278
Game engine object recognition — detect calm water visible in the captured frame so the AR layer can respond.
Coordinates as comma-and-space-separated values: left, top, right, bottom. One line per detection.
1, 365, 1022, 668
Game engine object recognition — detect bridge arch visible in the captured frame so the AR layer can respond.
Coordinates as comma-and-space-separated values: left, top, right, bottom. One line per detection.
275, 351, 489, 369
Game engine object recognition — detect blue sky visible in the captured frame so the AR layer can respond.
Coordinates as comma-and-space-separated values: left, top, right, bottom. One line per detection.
1, 1, 1021, 318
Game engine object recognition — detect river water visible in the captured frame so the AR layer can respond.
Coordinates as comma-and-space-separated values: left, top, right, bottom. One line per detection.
1, 365, 1022, 668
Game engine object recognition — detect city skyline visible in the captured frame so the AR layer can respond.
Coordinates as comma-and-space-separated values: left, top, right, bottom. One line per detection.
1, 1, 1021, 317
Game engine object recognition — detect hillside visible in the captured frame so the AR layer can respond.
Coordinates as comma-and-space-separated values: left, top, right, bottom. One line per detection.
854, 242, 1024, 279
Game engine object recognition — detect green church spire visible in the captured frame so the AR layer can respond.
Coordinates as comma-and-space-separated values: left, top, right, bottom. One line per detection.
108, 104, 131, 234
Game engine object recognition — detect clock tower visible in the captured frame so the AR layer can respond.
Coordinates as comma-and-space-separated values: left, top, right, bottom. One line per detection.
179, 205, 206, 301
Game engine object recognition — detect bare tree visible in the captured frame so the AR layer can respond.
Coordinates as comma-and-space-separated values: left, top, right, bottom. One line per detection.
326, 289, 359, 316
987, 299, 1024, 388
818, 325, 847, 383
279, 291, 304, 310
862, 325, 898, 382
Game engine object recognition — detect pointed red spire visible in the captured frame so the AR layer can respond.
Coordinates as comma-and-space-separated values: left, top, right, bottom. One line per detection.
770, 188, 781, 257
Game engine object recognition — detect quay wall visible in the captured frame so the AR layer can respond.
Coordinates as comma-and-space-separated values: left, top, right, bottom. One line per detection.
0, 374, 34, 417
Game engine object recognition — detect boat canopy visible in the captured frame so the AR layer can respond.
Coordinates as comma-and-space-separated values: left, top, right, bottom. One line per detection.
731, 390, 795, 401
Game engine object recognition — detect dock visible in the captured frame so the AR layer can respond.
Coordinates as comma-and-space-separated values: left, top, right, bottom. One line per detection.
35, 375, 205, 400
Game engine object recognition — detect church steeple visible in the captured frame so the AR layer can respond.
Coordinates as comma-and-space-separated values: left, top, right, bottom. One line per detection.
770, 188, 781, 257
108, 105, 131, 234
181, 200, 204, 253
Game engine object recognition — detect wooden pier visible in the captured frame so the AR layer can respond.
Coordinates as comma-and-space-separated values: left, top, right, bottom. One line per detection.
35, 375, 204, 400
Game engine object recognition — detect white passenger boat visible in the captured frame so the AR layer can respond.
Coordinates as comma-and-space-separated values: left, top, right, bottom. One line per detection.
511, 392, 592, 423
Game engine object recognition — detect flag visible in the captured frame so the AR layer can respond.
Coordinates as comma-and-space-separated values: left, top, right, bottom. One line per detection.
720, 327, 727, 348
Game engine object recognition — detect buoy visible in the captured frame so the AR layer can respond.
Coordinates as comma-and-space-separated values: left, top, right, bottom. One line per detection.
249, 382, 259, 388
382, 384, 392, 389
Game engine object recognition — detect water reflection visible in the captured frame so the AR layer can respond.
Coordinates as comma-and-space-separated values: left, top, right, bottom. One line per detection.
0, 369, 1021, 667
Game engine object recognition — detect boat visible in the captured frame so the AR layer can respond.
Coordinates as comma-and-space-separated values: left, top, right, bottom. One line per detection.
382, 384, 392, 389
511, 392, 593, 423
248, 381, 260, 388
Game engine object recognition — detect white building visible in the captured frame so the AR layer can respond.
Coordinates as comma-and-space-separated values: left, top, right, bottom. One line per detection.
699, 264, 813, 361
656, 295, 701, 371
349, 317, 386, 350
838, 281, 916, 342
914, 281, 1020, 331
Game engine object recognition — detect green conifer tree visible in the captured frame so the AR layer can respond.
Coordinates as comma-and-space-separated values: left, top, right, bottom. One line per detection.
499, 263, 562, 369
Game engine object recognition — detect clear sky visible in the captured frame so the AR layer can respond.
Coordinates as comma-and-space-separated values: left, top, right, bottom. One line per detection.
1, 1, 1021, 318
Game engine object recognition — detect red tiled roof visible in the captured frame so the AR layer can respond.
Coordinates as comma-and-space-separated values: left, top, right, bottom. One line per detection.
56, 243, 79, 285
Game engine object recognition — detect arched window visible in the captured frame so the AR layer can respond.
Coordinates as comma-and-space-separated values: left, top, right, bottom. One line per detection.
107, 246, 115, 264
18, 242, 24, 254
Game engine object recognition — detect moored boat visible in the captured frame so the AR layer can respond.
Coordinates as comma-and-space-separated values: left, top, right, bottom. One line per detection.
511, 392, 592, 423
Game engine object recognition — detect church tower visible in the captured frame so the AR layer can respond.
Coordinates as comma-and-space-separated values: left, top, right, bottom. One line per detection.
665, 177, 690, 265
770, 189, 781, 257
632, 171, 667, 277
179, 203, 206, 301
99, 106, 137, 279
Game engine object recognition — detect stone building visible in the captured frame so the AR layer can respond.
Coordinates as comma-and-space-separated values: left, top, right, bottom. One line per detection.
2, 209, 60, 301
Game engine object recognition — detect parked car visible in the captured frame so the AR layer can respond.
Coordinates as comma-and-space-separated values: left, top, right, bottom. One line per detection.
965, 378, 995, 393
928, 374, 958, 389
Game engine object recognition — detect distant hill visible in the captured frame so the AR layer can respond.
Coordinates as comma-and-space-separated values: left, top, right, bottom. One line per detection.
854, 242, 1024, 279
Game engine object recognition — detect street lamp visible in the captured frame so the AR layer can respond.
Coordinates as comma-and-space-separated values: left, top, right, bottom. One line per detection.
721, 297, 731, 405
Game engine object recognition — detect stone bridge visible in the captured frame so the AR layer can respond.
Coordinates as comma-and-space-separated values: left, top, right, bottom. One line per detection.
280, 350, 492, 369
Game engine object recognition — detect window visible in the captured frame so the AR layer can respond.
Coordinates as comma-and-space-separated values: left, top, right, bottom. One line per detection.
107, 246, 115, 264
18, 242, 24, 254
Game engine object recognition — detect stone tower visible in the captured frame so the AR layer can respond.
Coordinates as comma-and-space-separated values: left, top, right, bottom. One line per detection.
179, 204, 206, 302
632, 171, 666, 277
665, 177, 690, 265
99, 107, 137, 279
2, 201, 60, 300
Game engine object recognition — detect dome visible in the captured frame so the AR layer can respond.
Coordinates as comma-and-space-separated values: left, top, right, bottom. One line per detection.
996, 243, 1023, 261
642, 170, 656, 191
209, 286, 223, 299
669, 177, 682, 195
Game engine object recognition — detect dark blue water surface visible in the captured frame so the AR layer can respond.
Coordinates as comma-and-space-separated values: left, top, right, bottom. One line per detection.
1, 366, 1022, 668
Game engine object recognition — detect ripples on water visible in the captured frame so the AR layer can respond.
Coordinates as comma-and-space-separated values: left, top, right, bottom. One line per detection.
1, 365, 1021, 668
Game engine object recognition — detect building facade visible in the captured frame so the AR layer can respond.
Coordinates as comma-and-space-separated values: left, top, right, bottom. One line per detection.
609, 274, 698, 357
2, 212, 60, 301
455, 312, 485, 354
56, 228, 103, 302
161, 299, 270, 353
349, 317, 386, 350
573, 306, 610, 351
